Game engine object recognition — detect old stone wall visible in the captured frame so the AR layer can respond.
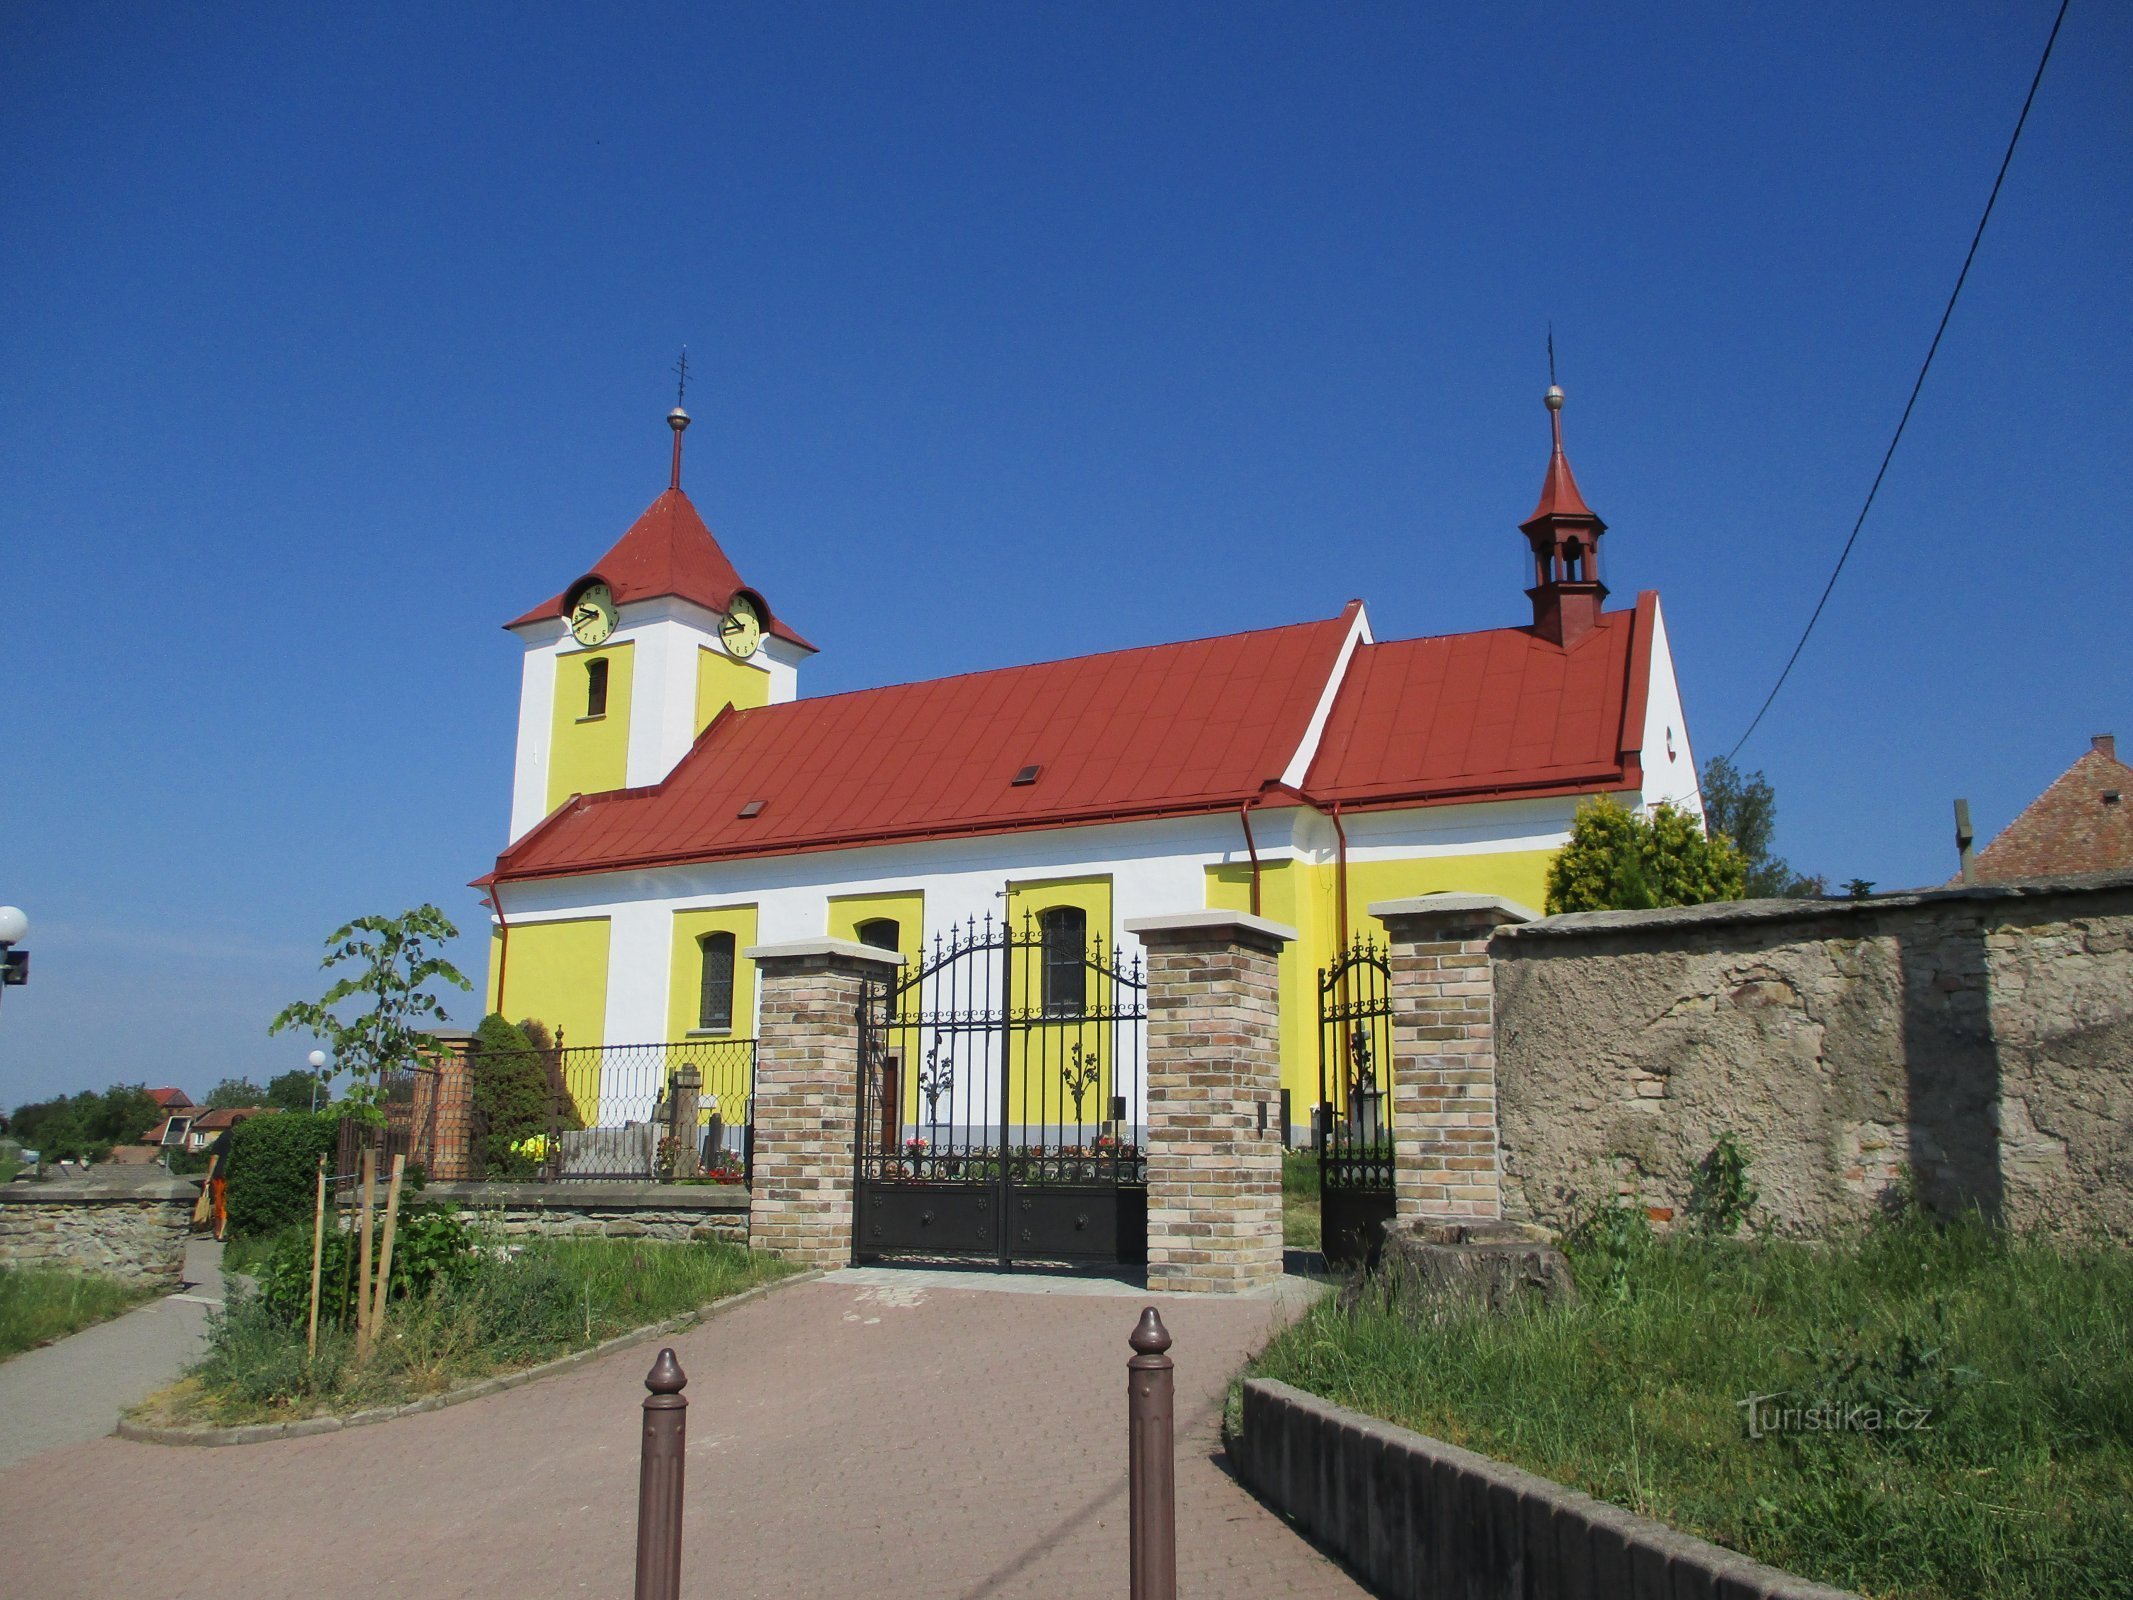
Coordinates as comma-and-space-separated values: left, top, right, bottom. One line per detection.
0, 1175, 196, 1285
1489, 872, 2133, 1239
419, 1181, 749, 1244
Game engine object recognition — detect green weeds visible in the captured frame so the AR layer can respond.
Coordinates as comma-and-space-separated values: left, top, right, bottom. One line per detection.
0, 1265, 159, 1359
1248, 1211, 2133, 1600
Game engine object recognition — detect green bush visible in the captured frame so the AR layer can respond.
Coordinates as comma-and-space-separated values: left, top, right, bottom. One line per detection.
225, 1111, 339, 1237
469, 1013, 577, 1176
253, 1205, 483, 1328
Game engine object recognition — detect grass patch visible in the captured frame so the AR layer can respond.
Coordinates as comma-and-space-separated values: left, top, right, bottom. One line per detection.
136, 1221, 795, 1426
0, 1265, 160, 1359
1282, 1149, 1320, 1253
1245, 1212, 2133, 1600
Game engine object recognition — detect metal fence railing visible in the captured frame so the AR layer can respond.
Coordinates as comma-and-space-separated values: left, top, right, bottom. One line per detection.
462, 1038, 755, 1183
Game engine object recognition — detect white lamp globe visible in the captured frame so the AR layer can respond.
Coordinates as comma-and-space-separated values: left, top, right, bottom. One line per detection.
307, 1050, 328, 1070
0, 907, 26, 945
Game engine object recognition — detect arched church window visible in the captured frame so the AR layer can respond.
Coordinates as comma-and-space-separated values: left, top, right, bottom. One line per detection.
855, 918, 900, 953
697, 932, 735, 1032
585, 656, 610, 719
1039, 906, 1086, 1016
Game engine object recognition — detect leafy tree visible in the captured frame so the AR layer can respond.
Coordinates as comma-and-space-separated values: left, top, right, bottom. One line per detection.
1699, 756, 1826, 899
264, 1069, 324, 1112
8, 1084, 162, 1162
1545, 796, 1748, 914
204, 1077, 268, 1110
270, 906, 472, 1111
1845, 878, 1877, 899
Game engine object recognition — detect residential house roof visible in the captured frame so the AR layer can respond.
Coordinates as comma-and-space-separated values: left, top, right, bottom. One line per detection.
147, 1087, 194, 1109
1971, 735, 2133, 882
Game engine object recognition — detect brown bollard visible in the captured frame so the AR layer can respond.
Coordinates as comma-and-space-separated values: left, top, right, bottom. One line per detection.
634, 1348, 688, 1600
1128, 1307, 1177, 1600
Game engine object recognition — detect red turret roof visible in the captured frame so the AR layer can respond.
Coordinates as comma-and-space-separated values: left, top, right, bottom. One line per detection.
1523, 407, 1599, 527
506, 488, 814, 650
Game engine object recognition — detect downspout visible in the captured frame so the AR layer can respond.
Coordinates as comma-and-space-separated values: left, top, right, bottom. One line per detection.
1329, 800, 1350, 959
1237, 796, 1264, 917
488, 884, 512, 1018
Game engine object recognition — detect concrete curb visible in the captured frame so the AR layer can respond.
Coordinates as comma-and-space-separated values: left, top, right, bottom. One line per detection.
115, 1267, 824, 1448
1228, 1378, 1858, 1600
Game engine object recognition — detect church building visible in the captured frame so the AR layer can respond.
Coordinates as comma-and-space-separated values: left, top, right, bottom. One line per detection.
476, 386, 1699, 1133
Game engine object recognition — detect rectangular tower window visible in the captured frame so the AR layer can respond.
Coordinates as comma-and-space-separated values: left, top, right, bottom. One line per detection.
584, 656, 610, 719
1040, 906, 1086, 1017
697, 931, 735, 1032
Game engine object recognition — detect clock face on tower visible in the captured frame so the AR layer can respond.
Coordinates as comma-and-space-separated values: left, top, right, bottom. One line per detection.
719, 594, 763, 659
567, 582, 617, 647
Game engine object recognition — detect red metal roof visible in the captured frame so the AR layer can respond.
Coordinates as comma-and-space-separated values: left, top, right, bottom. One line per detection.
494, 610, 1361, 880
1305, 594, 1651, 806
506, 487, 814, 649
488, 594, 1661, 884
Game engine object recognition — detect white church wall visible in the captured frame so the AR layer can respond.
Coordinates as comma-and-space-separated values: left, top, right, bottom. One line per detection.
1634, 597, 1702, 819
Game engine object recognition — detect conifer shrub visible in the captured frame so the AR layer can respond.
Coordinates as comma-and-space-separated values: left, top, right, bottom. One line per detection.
1545, 796, 1748, 913
225, 1111, 340, 1237
469, 1013, 578, 1176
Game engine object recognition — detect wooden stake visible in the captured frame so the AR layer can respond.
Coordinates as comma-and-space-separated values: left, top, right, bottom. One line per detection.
355, 1146, 377, 1354
369, 1153, 408, 1347
307, 1153, 327, 1361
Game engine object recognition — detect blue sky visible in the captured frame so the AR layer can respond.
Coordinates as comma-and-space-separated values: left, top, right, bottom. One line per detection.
3, 3, 2126, 1105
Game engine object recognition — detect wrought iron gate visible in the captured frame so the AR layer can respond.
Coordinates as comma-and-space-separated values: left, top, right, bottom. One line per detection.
855, 913, 1148, 1268
1318, 938, 1395, 1266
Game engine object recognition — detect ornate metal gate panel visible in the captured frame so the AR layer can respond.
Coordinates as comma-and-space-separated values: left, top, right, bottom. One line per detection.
855, 914, 1147, 1268
1318, 938, 1395, 1266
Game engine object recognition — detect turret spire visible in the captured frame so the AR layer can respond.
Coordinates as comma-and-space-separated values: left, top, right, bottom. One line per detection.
1519, 383, 1608, 645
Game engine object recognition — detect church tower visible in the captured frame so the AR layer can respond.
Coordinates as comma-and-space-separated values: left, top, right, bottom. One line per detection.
1520, 384, 1609, 646
502, 408, 814, 843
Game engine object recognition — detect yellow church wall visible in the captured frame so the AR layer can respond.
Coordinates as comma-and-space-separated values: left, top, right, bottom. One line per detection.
547, 642, 635, 812
695, 644, 771, 735
1202, 844, 1555, 1122
487, 918, 611, 1067
828, 890, 927, 1123
666, 905, 761, 1041
1005, 874, 1116, 1130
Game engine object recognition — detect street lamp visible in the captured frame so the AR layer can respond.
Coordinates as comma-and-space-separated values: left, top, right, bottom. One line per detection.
0, 906, 28, 1013
308, 1049, 328, 1112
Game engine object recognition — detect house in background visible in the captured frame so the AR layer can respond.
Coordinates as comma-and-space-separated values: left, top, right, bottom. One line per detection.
140, 1104, 271, 1156
1971, 735, 2133, 883
476, 383, 1703, 1131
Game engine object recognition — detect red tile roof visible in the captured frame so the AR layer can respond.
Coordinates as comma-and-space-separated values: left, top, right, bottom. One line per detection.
493, 609, 1363, 880
147, 1087, 194, 1109
1306, 593, 1651, 806
489, 594, 1658, 884
1970, 736, 2133, 882
506, 487, 814, 649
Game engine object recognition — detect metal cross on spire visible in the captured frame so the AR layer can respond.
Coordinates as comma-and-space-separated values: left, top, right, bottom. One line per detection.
1547, 323, 1556, 388
673, 346, 690, 407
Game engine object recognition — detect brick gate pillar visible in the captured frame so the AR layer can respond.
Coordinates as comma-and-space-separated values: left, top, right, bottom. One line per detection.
744, 939, 905, 1267
428, 1036, 476, 1182
1125, 911, 1295, 1295
1371, 896, 1533, 1223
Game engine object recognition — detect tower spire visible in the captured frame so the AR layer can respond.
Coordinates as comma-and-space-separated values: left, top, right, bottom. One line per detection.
668, 347, 691, 491
1519, 382, 1608, 645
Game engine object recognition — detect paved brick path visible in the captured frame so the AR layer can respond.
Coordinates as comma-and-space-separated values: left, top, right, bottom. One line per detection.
0, 1269, 1368, 1599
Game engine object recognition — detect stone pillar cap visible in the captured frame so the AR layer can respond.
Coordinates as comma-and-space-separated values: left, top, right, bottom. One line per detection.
743, 937, 905, 967
1369, 894, 1538, 926
1123, 910, 1298, 945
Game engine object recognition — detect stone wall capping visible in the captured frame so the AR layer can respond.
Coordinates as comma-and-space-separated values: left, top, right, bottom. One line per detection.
1124, 910, 1299, 948
743, 937, 906, 967
1502, 868, 2133, 943
1371, 893, 1540, 926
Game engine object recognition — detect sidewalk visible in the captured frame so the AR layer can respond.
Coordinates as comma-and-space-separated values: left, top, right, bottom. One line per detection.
0, 1264, 1366, 1598
0, 1237, 223, 1472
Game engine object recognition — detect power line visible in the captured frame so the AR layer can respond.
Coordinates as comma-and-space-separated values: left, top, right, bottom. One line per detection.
1727, 0, 2071, 762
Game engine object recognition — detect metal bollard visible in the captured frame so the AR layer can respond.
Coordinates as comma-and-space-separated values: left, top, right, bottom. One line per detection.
1128, 1307, 1177, 1600
634, 1348, 688, 1600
